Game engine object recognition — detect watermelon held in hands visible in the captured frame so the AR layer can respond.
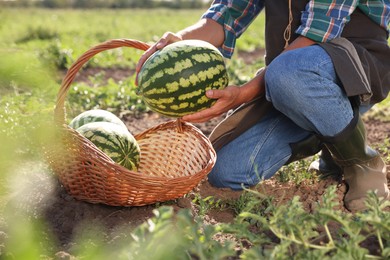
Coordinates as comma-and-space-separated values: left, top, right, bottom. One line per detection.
75, 122, 141, 171
137, 39, 229, 118
69, 109, 127, 130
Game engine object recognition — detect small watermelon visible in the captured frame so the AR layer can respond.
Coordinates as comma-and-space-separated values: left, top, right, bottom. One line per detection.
76, 122, 140, 171
69, 109, 127, 130
137, 39, 229, 117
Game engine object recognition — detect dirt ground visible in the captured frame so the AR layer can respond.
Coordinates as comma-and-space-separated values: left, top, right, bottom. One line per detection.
4, 50, 390, 258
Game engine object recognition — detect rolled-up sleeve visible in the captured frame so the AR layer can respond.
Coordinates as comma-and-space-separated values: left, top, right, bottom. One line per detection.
296, 0, 358, 42
202, 0, 264, 58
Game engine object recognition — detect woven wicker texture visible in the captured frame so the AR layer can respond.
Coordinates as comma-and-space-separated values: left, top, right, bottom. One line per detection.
46, 39, 217, 206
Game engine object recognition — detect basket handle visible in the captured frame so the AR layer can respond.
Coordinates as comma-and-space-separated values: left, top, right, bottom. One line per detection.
54, 39, 151, 124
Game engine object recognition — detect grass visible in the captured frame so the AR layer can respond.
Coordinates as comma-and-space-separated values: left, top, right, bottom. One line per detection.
0, 8, 265, 70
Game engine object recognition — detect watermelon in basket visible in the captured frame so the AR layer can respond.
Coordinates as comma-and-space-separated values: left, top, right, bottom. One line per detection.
69, 109, 140, 171
44, 39, 217, 207
69, 109, 127, 130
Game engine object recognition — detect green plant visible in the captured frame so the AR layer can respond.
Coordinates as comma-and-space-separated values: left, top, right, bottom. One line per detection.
40, 40, 74, 69
276, 158, 319, 185
16, 25, 59, 43
224, 185, 390, 259
192, 194, 223, 217
228, 188, 273, 217
116, 207, 235, 260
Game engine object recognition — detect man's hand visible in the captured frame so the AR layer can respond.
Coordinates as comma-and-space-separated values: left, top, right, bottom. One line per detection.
182, 70, 266, 123
135, 32, 183, 85
182, 86, 242, 123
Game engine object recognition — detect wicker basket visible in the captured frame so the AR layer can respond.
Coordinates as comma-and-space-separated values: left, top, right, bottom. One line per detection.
45, 39, 217, 206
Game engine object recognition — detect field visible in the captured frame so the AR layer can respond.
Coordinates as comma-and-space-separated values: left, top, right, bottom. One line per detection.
1, 8, 389, 259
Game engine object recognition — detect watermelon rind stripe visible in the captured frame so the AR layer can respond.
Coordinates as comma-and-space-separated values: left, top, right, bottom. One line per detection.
143, 69, 228, 99
140, 56, 224, 93
76, 122, 140, 171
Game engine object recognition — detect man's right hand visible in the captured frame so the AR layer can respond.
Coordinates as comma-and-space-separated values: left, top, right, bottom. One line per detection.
135, 32, 183, 86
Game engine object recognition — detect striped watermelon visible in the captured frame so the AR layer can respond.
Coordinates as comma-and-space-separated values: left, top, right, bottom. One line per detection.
69, 109, 127, 130
76, 122, 141, 171
137, 40, 229, 117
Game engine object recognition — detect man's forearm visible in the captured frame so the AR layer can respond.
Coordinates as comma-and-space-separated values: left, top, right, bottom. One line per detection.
285, 36, 316, 51
237, 69, 266, 104
177, 18, 225, 48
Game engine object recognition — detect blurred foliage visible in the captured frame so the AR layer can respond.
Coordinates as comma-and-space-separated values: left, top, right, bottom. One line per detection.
0, 49, 58, 259
0, 8, 265, 69
364, 96, 390, 122
0, 51, 57, 165
1, 0, 213, 9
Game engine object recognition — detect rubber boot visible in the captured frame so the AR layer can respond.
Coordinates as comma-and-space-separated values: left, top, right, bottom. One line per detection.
324, 115, 389, 212
308, 147, 343, 181
285, 135, 322, 165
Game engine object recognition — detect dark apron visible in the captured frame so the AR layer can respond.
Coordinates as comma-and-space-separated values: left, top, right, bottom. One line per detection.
210, 0, 390, 151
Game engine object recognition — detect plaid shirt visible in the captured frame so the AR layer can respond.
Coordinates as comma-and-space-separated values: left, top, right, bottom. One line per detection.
202, 0, 390, 58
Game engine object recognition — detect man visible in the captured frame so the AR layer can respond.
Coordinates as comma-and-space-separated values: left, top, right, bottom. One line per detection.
136, 0, 390, 212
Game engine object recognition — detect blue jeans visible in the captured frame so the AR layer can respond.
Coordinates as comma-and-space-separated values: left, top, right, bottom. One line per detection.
208, 45, 359, 190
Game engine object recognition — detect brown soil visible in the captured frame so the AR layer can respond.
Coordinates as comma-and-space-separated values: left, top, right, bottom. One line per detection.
5, 50, 390, 258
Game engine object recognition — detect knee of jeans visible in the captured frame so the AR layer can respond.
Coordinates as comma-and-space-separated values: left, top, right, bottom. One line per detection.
207, 168, 224, 188
266, 57, 318, 112
265, 55, 296, 102
207, 168, 241, 189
